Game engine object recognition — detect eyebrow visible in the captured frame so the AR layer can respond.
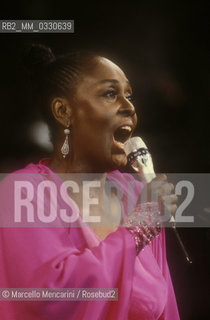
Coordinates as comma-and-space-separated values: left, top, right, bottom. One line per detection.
97, 79, 131, 86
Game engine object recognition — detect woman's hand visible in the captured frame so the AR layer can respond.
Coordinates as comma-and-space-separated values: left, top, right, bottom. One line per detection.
138, 174, 178, 221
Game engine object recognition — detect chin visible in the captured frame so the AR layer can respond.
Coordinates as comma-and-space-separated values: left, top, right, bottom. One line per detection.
110, 153, 128, 170
94, 152, 127, 173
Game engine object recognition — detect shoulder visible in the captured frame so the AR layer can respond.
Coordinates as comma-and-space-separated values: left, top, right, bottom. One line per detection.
0, 162, 50, 196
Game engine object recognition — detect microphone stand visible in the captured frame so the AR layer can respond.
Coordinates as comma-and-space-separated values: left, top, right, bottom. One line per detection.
170, 217, 192, 264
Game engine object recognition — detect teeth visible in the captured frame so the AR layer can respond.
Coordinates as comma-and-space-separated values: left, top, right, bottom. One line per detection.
114, 125, 132, 146
121, 126, 132, 132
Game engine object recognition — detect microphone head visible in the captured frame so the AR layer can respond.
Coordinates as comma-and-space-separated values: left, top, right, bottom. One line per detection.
124, 137, 148, 156
124, 136, 156, 183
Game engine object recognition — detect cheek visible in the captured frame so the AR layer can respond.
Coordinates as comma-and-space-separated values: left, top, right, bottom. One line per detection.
73, 97, 115, 125
73, 109, 114, 142
72, 118, 113, 156
71, 100, 116, 155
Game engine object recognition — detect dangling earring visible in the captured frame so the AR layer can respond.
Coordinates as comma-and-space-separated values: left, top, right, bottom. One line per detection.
61, 122, 70, 158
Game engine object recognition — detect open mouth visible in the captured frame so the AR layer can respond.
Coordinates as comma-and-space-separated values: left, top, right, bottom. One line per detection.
113, 125, 132, 147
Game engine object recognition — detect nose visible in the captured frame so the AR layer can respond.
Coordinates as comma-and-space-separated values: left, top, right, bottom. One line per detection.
117, 97, 136, 118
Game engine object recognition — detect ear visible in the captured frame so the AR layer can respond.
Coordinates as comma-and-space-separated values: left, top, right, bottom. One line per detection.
50, 97, 73, 127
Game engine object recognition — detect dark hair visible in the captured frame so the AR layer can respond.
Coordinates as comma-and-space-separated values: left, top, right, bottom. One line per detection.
22, 44, 100, 142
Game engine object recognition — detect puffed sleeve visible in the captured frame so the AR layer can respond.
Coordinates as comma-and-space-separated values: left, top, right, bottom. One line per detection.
0, 169, 137, 320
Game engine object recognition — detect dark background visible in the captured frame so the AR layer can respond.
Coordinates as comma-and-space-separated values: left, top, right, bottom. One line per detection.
0, 1, 209, 319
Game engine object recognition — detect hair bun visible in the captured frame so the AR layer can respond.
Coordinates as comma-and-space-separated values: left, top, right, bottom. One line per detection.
22, 43, 56, 72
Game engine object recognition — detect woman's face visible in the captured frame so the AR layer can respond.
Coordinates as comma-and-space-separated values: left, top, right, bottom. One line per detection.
69, 57, 138, 172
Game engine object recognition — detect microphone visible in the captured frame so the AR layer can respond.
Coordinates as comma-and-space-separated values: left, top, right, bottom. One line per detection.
124, 137, 156, 183
124, 136, 192, 264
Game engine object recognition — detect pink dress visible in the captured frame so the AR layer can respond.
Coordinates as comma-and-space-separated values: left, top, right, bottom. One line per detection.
0, 159, 180, 319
